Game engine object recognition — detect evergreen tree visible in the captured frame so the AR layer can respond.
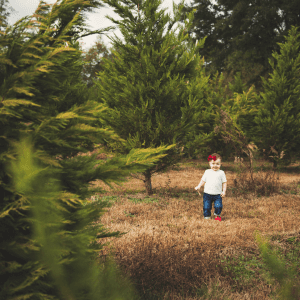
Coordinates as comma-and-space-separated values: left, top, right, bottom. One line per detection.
254, 26, 300, 168
0, 1, 170, 298
180, 0, 300, 89
225, 86, 258, 143
228, 72, 247, 95
200, 72, 233, 159
5, 136, 145, 300
81, 36, 114, 88
96, 0, 213, 195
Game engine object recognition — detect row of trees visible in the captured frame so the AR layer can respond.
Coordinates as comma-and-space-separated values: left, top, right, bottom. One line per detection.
81, 0, 300, 176
1, 0, 300, 298
179, 0, 300, 90
81, 0, 300, 93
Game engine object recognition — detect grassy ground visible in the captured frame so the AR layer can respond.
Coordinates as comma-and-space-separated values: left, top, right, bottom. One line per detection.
88, 159, 300, 300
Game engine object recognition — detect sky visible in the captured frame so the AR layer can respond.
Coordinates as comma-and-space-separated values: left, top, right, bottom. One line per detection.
7, 0, 193, 51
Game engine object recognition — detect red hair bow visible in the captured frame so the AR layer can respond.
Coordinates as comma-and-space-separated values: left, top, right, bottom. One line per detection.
208, 155, 216, 161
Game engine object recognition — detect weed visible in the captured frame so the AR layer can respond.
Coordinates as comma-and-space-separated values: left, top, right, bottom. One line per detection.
84, 194, 120, 206
286, 237, 297, 244
230, 165, 280, 198
124, 210, 136, 217
221, 254, 266, 292
256, 232, 300, 300
280, 181, 300, 195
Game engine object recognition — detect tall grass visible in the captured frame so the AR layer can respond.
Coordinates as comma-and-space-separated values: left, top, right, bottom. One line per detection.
230, 162, 280, 198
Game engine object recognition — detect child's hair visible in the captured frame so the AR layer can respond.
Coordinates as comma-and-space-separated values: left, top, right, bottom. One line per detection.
210, 153, 222, 161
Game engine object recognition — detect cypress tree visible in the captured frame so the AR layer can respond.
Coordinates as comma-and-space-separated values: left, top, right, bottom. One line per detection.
254, 26, 300, 168
0, 1, 169, 298
97, 0, 213, 195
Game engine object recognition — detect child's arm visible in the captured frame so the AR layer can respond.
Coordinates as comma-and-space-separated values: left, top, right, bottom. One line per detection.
221, 182, 227, 197
195, 179, 205, 191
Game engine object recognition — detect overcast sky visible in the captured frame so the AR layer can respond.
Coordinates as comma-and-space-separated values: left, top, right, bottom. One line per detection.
7, 0, 193, 51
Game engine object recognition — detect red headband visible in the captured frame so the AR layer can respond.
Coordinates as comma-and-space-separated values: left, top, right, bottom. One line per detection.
208, 155, 216, 161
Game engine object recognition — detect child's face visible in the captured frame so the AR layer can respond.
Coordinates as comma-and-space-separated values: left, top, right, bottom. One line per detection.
209, 158, 221, 171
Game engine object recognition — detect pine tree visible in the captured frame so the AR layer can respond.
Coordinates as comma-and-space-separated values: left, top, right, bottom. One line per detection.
180, 0, 300, 89
225, 86, 259, 143
0, 1, 169, 298
228, 72, 247, 94
81, 36, 114, 88
254, 26, 300, 168
96, 0, 213, 195
6, 136, 145, 300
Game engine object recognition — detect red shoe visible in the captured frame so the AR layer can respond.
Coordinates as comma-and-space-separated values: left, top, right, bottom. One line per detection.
215, 216, 221, 221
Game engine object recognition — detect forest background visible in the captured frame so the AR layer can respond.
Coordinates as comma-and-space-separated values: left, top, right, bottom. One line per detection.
0, 0, 300, 299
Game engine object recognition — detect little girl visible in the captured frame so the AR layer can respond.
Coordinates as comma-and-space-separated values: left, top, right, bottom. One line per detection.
195, 153, 227, 221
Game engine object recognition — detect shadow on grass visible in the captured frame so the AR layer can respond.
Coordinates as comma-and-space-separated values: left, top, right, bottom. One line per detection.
278, 164, 300, 174
130, 231, 300, 299
131, 279, 217, 300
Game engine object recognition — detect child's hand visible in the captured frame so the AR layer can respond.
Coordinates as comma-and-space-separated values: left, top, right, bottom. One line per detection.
220, 191, 226, 197
195, 186, 199, 190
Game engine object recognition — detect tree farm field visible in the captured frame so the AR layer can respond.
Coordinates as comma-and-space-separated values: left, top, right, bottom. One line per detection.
89, 159, 300, 300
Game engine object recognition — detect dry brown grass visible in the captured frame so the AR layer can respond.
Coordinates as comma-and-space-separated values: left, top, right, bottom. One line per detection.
88, 160, 300, 300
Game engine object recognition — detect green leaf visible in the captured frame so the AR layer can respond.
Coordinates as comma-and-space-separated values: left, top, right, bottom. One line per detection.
2, 99, 41, 107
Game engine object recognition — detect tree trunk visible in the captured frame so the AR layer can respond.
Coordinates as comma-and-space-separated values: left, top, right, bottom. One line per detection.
144, 170, 153, 196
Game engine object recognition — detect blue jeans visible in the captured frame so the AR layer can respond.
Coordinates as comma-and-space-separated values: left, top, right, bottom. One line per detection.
203, 193, 223, 217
